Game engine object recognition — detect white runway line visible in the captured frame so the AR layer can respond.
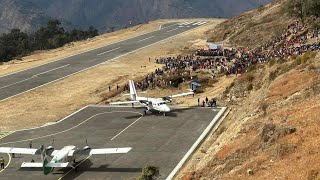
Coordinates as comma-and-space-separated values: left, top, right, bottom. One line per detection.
138, 36, 155, 42
0, 111, 142, 146
0, 132, 14, 139
0, 153, 11, 173
32, 64, 70, 77
184, 22, 194, 25
0, 64, 69, 90
58, 155, 91, 180
166, 107, 227, 180
97, 47, 121, 56
193, 22, 202, 25
198, 22, 207, 25
0, 77, 34, 90
110, 113, 143, 141
178, 22, 188, 25
167, 28, 179, 32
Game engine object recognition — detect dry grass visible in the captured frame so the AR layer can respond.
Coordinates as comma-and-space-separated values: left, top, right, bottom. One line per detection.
206, 1, 293, 49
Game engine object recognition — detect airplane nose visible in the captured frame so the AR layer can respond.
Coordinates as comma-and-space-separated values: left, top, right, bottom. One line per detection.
165, 106, 170, 112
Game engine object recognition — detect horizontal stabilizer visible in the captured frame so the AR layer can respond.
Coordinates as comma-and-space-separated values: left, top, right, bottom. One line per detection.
46, 162, 69, 168
21, 162, 43, 168
171, 92, 194, 98
110, 101, 139, 105
0, 147, 39, 155
89, 147, 132, 155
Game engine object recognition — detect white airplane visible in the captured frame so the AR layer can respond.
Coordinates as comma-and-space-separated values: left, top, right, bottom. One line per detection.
0, 145, 131, 175
110, 80, 194, 116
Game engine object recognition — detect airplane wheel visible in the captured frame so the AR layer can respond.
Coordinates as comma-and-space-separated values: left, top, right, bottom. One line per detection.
144, 111, 147, 115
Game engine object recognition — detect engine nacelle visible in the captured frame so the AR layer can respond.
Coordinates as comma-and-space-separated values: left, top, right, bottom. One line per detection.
83, 146, 91, 150
45, 146, 54, 156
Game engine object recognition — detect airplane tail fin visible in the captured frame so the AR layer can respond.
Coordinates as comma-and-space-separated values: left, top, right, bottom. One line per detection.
129, 80, 138, 100
39, 145, 54, 175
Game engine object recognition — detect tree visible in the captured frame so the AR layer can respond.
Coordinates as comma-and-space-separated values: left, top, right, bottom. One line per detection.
284, 0, 307, 23
138, 166, 160, 180
0, 19, 99, 63
306, 0, 320, 18
284, 0, 320, 23
88, 26, 98, 38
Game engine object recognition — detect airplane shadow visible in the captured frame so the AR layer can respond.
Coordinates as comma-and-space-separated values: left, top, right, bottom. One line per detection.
20, 159, 142, 178
123, 107, 195, 118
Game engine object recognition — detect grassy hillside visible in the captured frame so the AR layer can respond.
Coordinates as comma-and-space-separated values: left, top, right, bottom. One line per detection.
207, 0, 293, 48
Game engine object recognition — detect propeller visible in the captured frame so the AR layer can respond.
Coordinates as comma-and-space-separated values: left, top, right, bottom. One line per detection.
83, 139, 91, 150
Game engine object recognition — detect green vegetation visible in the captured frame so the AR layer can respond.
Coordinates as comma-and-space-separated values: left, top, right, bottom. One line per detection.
0, 19, 98, 63
293, 51, 317, 65
138, 166, 160, 180
269, 59, 276, 67
284, 0, 320, 23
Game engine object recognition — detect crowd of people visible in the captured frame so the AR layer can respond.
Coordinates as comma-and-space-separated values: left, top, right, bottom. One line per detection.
113, 21, 319, 94
191, 21, 320, 75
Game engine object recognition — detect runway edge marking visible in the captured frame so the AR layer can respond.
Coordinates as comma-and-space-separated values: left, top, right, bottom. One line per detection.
0, 153, 11, 173
0, 22, 209, 103
166, 107, 228, 180
13, 106, 90, 132
0, 132, 14, 140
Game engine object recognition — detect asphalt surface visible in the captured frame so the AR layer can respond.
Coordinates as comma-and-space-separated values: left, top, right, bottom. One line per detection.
0, 106, 221, 180
0, 21, 209, 102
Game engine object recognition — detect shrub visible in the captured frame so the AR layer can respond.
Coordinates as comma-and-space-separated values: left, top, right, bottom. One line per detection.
247, 65, 257, 72
269, 58, 276, 67
269, 70, 278, 81
194, 87, 205, 94
247, 83, 254, 91
138, 166, 160, 180
243, 73, 255, 82
277, 58, 286, 64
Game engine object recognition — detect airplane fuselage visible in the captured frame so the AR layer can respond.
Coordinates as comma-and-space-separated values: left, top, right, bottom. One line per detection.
44, 146, 76, 175
137, 97, 171, 113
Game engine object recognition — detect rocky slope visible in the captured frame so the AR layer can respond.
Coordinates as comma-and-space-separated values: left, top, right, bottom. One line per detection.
0, 0, 272, 33
0, 0, 49, 33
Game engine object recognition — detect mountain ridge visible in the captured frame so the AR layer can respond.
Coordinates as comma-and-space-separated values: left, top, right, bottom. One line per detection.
0, 0, 272, 33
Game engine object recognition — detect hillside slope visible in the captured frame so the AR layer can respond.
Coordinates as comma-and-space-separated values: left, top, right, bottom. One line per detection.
0, 0, 50, 33
0, 0, 271, 33
178, 1, 320, 179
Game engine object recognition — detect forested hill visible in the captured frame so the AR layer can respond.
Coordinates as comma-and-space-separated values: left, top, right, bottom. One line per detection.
0, 20, 98, 63
0, 0, 272, 33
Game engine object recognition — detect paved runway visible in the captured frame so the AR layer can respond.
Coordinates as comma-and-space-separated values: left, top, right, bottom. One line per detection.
0, 106, 222, 180
0, 21, 209, 102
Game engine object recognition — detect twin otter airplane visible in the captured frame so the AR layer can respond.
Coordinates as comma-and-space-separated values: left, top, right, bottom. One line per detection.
110, 80, 194, 116
0, 145, 131, 175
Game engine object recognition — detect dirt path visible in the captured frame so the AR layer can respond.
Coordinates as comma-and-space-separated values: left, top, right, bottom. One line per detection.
0, 18, 225, 131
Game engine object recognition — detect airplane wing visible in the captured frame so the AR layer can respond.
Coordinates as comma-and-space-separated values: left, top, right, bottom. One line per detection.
21, 162, 69, 168
69, 147, 132, 156
89, 147, 132, 155
46, 163, 69, 168
162, 91, 194, 101
0, 147, 39, 155
21, 162, 43, 168
110, 101, 140, 105
171, 92, 194, 98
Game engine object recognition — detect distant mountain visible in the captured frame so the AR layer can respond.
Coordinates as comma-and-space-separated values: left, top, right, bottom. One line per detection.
0, 0, 272, 34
